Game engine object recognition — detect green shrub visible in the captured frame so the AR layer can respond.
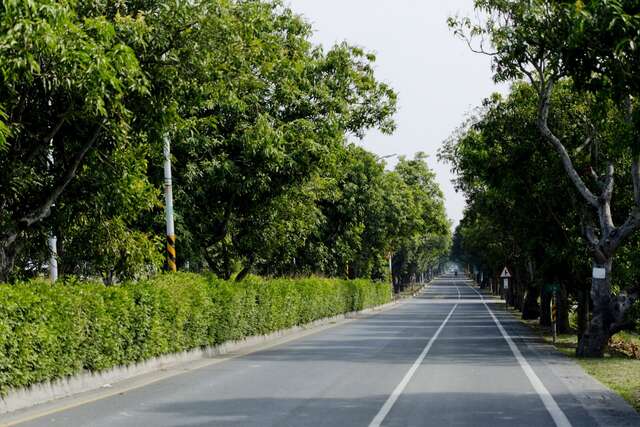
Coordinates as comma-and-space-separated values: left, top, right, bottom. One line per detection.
0, 273, 391, 395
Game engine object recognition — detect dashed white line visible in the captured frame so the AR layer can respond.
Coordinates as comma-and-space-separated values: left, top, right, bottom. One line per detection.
369, 282, 460, 427
464, 281, 572, 427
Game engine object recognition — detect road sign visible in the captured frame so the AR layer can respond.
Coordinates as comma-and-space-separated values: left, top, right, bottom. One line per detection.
500, 267, 511, 278
503, 278, 509, 290
592, 267, 606, 280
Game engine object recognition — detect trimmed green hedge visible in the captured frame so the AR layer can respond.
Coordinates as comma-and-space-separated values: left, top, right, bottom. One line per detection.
0, 273, 391, 395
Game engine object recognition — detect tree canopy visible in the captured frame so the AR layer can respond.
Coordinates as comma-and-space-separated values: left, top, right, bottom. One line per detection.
0, 0, 450, 286
450, 0, 640, 357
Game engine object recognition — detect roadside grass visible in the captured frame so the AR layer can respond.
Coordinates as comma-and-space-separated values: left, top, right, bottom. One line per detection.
510, 307, 640, 412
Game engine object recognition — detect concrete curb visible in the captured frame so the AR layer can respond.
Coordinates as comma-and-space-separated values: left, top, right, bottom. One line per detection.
0, 293, 419, 416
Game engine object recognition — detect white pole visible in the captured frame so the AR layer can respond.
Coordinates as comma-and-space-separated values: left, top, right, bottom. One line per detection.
48, 235, 58, 282
163, 135, 176, 272
47, 146, 58, 282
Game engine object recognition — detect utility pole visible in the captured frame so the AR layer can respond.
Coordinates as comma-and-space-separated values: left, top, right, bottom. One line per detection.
163, 135, 176, 272
47, 145, 58, 282
48, 235, 58, 282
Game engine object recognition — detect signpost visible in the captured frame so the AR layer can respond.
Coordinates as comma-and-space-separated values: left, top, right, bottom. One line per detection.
500, 267, 511, 309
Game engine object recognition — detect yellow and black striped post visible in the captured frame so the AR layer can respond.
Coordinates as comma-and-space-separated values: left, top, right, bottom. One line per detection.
167, 234, 177, 272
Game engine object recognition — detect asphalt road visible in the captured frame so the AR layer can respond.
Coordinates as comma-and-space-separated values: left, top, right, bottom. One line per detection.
6, 275, 635, 426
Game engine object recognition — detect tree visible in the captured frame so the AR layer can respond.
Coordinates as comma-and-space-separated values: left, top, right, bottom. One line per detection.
441, 82, 595, 326
147, 1, 397, 278
0, 0, 398, 282
0, 0, 149, 281
392, 153, 450, 286
451, 0, 640, 357
52, 143, 163, 284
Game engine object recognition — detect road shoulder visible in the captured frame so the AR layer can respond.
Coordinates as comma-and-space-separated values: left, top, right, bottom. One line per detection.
475, 286, 640, 427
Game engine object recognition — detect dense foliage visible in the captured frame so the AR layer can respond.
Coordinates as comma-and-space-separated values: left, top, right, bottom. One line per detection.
0, 0, 450, 284
0, 273, 392, 395
449, 0, 640, 356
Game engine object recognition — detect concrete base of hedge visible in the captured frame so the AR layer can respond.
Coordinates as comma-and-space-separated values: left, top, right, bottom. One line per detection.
0, 292, 422, 416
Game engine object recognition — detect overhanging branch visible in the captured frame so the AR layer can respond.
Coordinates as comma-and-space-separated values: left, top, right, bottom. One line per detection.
609, 207, 640, 254
19, 126, 103, 227
537, 81, 599, 207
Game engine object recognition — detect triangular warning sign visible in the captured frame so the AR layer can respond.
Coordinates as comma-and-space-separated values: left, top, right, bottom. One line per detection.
500, 267, 511, 278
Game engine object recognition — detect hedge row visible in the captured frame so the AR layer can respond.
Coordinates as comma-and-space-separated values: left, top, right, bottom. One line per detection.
0, 273, 392, 395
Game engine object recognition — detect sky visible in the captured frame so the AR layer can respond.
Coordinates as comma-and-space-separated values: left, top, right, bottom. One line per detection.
286, 0, 504, 228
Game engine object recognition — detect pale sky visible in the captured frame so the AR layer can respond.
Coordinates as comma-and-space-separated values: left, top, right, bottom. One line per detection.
286, 0, 504, 228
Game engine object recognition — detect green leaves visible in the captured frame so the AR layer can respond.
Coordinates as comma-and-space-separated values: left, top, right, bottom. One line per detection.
0, 0, 153, 280
0, 273, 392, 395
149, 1, 398, 278
0, 0, 407, 282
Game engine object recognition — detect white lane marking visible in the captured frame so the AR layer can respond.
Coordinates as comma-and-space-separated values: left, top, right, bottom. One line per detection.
369, 283, 459, 427
464, 282, 572, 427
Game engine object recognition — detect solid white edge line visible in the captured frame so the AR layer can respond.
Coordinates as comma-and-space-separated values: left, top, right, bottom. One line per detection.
369, 282, 459, 427
464, 281, 572, 427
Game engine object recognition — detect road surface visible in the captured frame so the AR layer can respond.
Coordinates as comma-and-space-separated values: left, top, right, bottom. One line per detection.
4, 275, 637, 426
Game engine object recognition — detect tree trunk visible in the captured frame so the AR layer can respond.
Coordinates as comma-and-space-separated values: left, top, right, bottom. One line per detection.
557, 283, 570, 334
235, 265, 252, 282
522, 284, 540, 320
0, 236, 18, 283
509, 283, 517, 308
577, 286, 590, 337
577, 259, 613, 357
517, 284, 525, 312
540, 289, 551, 327
517, 280, 525, 311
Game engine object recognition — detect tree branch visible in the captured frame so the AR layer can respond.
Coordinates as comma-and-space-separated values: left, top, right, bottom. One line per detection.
632, 155, 640, 206
537, 81, 599, 207
19, 127, 102, 227
609, 207, 640, 255
574, 135, 593, 155
623, 95, 640, 207
602, 163, 615, 201
43, 112, 68, 144
0, 230, 18, 248
598, 163, 616, 235
583, 223, 600, 246
460, 34, 498, 57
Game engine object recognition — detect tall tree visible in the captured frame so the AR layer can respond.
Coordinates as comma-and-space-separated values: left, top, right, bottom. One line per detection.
0, 0, 149, 281
451, 0, 640, 357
